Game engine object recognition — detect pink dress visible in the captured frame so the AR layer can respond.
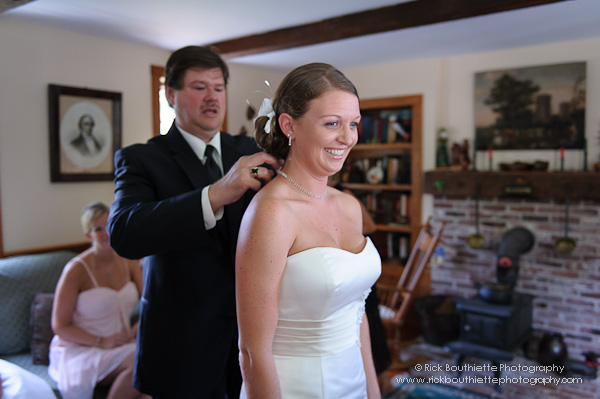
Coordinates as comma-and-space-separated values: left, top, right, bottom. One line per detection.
48, 257, 139, 399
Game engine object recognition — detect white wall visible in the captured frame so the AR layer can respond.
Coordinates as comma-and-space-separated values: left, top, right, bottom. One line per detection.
1, 16, 599, 252
0, 18, 169, 252
226, 65, 284, 139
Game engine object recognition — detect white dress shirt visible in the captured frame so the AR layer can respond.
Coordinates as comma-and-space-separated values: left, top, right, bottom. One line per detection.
178, 126, 224, 230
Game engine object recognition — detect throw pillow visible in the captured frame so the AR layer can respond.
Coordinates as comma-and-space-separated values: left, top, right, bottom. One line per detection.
29, 293, 55, 365
0, 250, 75, 354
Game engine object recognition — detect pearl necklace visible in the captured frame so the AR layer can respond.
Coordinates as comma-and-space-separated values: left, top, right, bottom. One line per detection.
278, 171, 327, 199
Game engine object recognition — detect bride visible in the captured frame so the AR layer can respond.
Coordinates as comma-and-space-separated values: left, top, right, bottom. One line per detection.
236, 63, 381, 399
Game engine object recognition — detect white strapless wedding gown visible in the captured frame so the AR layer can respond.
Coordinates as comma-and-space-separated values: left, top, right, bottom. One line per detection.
241, 238, 381, 399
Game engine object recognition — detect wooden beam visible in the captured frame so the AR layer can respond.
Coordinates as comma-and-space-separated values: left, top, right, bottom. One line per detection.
0, 0, 35, 13
423, 171, 600, 201
208, 0, 569, 58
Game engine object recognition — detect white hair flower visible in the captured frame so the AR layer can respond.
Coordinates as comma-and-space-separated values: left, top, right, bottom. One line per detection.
255, 97, 275, 134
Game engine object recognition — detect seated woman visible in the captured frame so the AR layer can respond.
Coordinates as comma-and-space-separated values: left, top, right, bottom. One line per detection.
49, 202, 149, 399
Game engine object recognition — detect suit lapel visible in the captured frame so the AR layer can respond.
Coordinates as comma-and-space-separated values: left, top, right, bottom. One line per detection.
163, 124, 211, 190
163, 127, 246, 256
220, 133, 241, 175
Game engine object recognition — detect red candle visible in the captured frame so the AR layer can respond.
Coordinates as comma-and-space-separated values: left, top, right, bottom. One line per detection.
560, 147, 564, 159
488, 148, 493, 160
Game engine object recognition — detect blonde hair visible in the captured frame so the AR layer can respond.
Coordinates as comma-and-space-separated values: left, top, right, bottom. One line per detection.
81, 201, 109, 233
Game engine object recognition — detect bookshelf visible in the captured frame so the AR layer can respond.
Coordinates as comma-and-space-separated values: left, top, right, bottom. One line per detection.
336, 94, 425, 337
337, 95, 423, 259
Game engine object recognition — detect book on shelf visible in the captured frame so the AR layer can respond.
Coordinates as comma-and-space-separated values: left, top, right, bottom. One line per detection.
400, 194, 408, 225
341, 156, 411, 185
356, 192, 411, 226
385, 155, 411, 185
384, 232, 411, 263
358, 108, 412, 144
386, 193, 410, 226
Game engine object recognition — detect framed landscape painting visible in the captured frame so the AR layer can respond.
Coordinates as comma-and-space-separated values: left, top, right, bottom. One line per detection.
474, 62, 586, 150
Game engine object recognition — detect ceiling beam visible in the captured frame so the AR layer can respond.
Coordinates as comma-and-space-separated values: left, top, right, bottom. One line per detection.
0, 0, 35, 13
208, 0, 569, 58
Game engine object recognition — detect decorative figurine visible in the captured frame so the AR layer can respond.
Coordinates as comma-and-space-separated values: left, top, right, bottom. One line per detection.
460, 139, 471, 170
435, 128, 450, 168
451, 143, 461, 167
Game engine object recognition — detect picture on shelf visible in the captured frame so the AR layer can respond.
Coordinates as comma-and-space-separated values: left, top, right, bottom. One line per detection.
474, 61, 585, 150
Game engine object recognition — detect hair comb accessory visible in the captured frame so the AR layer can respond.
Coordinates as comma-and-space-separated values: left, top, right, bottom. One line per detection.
255, 97, 275, 134
249, 80, 275, 133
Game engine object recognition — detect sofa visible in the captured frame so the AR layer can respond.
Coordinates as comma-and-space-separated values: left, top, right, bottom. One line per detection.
0, 250, 110, 399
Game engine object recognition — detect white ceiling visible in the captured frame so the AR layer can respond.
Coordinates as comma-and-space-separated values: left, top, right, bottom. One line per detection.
3, 0, 600, 72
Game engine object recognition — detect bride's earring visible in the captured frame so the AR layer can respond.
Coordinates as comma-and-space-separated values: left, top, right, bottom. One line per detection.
288, 135, 292, 147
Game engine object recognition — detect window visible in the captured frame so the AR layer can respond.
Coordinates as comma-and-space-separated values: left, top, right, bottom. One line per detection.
151, 65, 175, 136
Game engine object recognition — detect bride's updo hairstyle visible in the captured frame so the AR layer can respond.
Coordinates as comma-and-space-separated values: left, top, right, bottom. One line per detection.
255, 63, 359, 160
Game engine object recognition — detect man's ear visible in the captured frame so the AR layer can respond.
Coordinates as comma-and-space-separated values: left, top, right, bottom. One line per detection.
165, 86, 175, 107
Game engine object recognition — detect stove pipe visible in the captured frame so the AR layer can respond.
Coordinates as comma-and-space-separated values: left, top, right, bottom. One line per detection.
496, 227, 535, 285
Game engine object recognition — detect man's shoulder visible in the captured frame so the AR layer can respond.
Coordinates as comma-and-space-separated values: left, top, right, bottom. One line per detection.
115, 137, 169, 166
119, 134, 168, 152
221, 132, 260, 154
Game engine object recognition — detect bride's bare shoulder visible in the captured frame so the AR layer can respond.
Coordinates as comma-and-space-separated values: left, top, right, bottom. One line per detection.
243, 181, 296, 227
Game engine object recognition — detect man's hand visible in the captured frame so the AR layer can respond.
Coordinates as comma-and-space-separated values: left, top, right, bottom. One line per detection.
208, 152, 281, 211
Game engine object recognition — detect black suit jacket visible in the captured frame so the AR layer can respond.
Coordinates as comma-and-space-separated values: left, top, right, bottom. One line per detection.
107, 124, 261, 397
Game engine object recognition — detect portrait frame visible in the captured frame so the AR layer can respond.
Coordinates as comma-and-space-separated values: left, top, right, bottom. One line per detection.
48, 84, 122, 182
474, 62, 586, 151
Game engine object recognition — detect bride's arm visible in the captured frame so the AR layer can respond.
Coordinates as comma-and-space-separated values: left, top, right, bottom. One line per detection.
236, 195, 293, 399
360, 313, 382, 399
339, 186, 382, 397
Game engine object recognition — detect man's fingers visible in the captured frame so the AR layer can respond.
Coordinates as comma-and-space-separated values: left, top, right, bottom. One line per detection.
250, 166, 277, 184
246, 152, 283, 170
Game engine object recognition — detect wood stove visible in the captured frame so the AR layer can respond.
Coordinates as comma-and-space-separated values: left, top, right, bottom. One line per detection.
445, 227, 535, 387
455, 293, 533, 350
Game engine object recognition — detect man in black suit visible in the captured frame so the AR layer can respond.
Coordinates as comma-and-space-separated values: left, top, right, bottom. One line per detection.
107, 46, 280, 399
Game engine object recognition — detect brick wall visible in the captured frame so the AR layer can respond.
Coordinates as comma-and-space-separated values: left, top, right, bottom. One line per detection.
429, 196, 600, 358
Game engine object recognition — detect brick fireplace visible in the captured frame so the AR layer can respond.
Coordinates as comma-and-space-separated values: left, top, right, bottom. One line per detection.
426, 195, 600, 397
421, 171, 600, 398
